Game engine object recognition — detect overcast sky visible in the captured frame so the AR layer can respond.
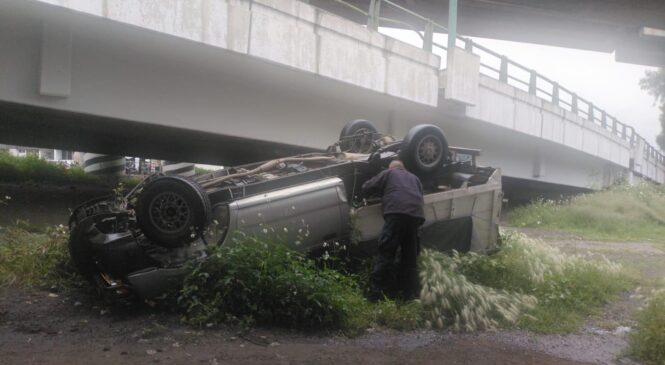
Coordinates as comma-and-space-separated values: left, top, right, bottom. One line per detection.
381, 28, 662, 149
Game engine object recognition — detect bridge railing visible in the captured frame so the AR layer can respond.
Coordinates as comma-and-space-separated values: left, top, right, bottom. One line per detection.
328, 0, 665, 170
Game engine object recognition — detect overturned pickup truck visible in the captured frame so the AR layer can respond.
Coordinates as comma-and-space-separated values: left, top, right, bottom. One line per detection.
68, 121, 502, 299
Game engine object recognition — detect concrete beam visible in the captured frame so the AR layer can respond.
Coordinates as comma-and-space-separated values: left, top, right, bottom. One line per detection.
40, 21, 72, 97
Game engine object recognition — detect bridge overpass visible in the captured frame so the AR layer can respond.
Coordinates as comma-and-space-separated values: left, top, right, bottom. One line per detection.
313, 0, 665, 67
0, 0, 663, 191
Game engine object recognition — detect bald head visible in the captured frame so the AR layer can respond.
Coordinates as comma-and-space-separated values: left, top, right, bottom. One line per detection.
389, 160, 404, 170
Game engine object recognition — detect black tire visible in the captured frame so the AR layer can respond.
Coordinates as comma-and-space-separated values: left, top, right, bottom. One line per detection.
399, 124, 449, 174
339, 119, 379, 153
136, 176, 211, 247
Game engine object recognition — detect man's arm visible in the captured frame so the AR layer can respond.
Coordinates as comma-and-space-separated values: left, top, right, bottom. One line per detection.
362, 169, 390, 197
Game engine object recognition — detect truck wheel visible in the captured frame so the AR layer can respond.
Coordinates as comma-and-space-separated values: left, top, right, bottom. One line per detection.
136, 176, 211, 247
400, 124, 449, 174
339, 119, 378, 153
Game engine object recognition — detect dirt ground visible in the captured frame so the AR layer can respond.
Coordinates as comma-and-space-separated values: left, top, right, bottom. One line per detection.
1, 225, 663, 364
0, 287, 588, 365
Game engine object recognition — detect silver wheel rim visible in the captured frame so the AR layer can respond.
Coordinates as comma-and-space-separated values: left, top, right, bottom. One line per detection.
416, 135, 442, 168
149, 191, 191, 233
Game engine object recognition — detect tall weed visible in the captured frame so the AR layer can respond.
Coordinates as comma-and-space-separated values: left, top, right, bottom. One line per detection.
419, 232, 630, 333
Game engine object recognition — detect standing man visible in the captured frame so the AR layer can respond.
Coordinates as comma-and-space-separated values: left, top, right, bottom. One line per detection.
362, 159, 425, 300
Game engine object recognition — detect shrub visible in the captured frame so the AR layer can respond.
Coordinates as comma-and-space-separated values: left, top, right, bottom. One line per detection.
0, 151, 98, 185
630, 290, 665, 364
508, 183, 665, 241
178, 236, 370, 333
0, 224, 75, 287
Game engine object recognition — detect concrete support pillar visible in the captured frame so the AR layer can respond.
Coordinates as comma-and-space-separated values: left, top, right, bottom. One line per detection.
83, 153, 125, 175
163, 161, 195, 177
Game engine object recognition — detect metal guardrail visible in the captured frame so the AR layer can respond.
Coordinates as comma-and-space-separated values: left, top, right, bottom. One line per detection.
328, 0, 665, 167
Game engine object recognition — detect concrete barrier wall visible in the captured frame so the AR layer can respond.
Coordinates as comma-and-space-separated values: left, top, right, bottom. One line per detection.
633, 139, 665, 183
464, 75, 633, 170
34, 0, 440, 106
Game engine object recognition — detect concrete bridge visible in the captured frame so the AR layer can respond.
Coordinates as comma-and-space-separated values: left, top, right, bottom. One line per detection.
0, 0, 663, 191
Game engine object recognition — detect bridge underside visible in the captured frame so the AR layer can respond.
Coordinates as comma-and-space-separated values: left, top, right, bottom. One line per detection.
0, 101, 314, 166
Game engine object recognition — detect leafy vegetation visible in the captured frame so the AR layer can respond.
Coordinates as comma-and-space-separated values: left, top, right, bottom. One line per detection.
0, 151, 100, 185
0, 151, 140, 187
630, 290, 665, 364
508, 183, 665, 241
420, 232, 630, 333
640, 68, 665, 150
178, 236, 420, 335
0, 223, 75, 287
194, 166, 218, 175
1, 217, 628, 336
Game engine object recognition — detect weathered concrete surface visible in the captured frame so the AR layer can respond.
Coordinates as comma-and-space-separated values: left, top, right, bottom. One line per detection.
1, 0, 662, 188
463, 75, 632, 169
33, 0, 440, 106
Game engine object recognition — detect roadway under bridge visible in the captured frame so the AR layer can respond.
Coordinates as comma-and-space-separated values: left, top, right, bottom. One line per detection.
0, 0, 663, 194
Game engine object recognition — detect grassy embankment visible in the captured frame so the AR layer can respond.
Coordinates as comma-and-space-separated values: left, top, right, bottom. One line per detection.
507, 182, 665, 362
508, 183, 665, 241
0, 151, 140, 187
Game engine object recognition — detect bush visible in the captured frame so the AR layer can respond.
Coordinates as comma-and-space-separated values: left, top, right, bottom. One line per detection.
508, 183, 665, 241
178, 236, 371, 333
419, 232, 630, 333
0, 224, 75, 287
0, 151, 99, 185
630, 290, 665, 365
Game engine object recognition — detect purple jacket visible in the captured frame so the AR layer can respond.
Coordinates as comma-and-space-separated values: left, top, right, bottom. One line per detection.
361, 167, 425, 220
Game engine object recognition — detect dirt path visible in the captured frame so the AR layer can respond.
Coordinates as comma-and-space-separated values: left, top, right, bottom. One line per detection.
495, 227, 665, 365
2, 227, 662, 364
0, 286, 590, 365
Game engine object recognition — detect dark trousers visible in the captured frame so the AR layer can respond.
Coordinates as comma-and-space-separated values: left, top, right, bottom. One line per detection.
370, 214, 422, 300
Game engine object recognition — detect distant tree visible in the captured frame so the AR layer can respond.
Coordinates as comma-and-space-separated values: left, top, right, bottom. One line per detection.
640, 68, 665, 150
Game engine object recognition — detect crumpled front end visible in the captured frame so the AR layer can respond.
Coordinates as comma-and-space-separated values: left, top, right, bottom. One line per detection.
68, 196, 207, 300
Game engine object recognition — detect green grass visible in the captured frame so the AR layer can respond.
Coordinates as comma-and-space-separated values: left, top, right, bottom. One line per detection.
508, 183, 665, 241
195, 166, 216, 175
419, 232, 631, 333
630, 290, 665, 364
0, 224, 75, 287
